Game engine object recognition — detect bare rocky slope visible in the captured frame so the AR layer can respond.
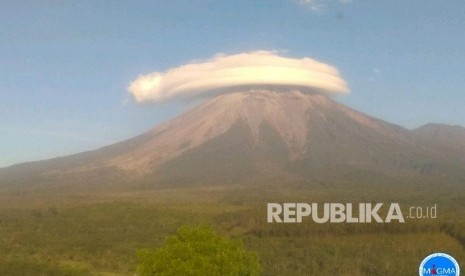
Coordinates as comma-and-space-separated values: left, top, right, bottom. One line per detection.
1, 90, 464, 189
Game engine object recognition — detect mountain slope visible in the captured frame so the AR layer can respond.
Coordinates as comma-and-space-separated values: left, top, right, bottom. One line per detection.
1, 91, 464, 189
414, 123, 465, 152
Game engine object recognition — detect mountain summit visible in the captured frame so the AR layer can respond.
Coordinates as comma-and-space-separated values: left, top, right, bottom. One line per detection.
1, 91, 464, 189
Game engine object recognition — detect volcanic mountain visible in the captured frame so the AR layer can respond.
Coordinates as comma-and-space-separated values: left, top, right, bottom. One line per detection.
1, 90, 464, 189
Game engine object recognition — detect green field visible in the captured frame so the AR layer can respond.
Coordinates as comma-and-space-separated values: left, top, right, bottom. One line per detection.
0, 178, 464, 275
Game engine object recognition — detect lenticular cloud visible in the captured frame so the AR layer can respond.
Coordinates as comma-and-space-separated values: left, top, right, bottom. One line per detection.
128, 50, 349, 103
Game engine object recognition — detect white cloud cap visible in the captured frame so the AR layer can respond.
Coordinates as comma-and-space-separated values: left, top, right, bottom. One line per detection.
128, 50, 349, 103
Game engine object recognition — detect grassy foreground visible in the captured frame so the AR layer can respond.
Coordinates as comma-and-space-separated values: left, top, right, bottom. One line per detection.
0, 179, 464, 275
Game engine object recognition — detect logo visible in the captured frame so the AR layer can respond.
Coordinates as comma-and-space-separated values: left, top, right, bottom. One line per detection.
419, 253, 460, 276
267, 203, 405, 223
267, 202, 438, 223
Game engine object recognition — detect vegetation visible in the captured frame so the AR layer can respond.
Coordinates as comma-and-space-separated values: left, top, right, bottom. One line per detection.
137, 225, 260, 276
0, 178, 463, 275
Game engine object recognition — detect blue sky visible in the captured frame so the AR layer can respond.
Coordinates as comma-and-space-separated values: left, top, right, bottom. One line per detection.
1, 0, 465, 167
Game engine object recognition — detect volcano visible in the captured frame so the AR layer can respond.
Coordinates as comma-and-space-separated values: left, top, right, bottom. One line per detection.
1, 91, 464, 190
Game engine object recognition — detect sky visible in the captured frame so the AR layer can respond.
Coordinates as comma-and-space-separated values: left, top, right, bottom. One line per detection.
1, 0, 465, 168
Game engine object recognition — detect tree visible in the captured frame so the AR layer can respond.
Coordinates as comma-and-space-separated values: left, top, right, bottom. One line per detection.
137, 225, 260, 276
